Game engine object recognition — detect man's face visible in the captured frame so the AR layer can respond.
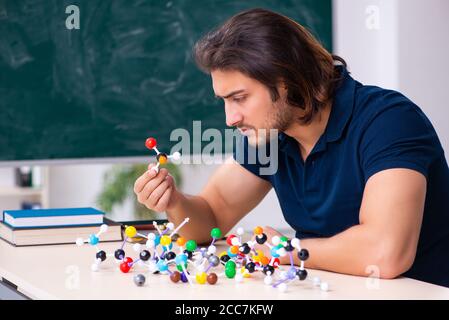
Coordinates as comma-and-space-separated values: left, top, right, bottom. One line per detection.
211, 69, 293, 146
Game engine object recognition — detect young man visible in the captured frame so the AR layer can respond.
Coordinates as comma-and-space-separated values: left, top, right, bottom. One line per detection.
134, 9, 449, 287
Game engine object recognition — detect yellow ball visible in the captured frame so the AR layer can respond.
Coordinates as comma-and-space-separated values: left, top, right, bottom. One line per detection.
196, 272, 207, 284
125, 226, 137, 238
160, 235, 172, 246
241, 267, 251, 278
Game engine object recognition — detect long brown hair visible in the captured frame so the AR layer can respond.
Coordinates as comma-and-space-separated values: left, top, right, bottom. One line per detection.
194, 8, 346, 123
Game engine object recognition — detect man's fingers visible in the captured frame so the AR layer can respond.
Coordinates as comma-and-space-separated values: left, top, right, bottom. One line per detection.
154, 187, 173, 212
148, 179, 171, 207
137, 169, 168, 202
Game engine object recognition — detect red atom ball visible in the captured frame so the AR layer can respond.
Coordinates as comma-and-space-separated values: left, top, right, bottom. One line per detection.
120, 257, 133, 273
226, 234, 236, 246
145, 137, 157, 149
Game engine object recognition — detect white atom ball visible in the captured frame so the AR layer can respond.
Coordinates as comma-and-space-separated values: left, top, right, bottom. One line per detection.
320, 282, 329, 292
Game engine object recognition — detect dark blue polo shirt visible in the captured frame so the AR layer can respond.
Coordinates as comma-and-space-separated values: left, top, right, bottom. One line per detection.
233, 66, 449, 287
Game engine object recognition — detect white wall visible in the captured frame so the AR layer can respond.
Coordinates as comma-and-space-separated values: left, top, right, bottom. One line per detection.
333, 0, 449, 155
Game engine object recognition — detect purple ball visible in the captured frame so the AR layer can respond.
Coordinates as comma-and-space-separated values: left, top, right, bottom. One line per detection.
180, 272, 188, 283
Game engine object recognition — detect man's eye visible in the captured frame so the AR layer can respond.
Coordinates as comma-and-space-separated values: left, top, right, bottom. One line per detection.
233, 96, 246, 103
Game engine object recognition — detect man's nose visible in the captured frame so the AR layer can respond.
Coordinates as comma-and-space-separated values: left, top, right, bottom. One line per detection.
225, 103, 243, 127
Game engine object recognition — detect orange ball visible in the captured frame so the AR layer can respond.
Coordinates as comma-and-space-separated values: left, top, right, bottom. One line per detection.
230, 245, 239, 254
158, 155, 168, 164
260, 256, 270, 266
254, 226, 263, 235
176, 237, 186, 246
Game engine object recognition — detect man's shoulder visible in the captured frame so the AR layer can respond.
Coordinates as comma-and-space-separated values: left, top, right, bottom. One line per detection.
350, 81, 431, 132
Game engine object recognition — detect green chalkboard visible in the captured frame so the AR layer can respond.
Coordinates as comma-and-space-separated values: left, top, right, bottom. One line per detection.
0, 0, 332, 162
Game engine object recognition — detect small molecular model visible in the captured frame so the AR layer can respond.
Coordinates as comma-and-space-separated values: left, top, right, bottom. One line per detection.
145, 137, 181, 173
76, 218, 329, 293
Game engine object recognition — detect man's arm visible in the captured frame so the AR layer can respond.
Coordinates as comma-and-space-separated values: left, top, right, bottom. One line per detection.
283, 168, 426, 279
166, 157, 272, 244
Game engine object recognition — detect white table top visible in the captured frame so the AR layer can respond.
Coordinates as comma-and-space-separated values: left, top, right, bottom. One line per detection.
1, 239, 448, 300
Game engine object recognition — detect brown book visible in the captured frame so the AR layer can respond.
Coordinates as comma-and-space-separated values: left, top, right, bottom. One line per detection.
0, 217, 123, 247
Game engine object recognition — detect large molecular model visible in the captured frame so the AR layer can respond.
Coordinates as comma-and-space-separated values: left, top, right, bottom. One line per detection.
145, 137, 181, 173
75, 218, 329, 293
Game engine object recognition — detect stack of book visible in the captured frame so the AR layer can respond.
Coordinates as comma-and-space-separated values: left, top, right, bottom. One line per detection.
0, 207, 123, 247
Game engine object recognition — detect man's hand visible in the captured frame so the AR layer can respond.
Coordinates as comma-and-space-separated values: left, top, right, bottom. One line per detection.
133, 164, 180, 212
252, 226, 291, 265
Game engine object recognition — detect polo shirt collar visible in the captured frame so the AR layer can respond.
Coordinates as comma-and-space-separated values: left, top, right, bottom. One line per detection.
278, 66, 356, 158
325, 65, 356, 143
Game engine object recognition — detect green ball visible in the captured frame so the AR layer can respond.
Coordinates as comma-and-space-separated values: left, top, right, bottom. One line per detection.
225, 267, 236, 279
225, 260, 236, 270
210, 228, 222, 239
280, 236, 289, 243
176, 263, 187, 272
185, 240, 197, 252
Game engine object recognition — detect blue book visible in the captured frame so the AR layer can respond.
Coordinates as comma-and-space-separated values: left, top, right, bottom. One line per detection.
2, 207, 105, 229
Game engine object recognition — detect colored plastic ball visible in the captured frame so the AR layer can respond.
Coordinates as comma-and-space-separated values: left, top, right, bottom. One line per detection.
239, 243, 251, 254
260, 256, 270, 266
225, 260, 236, 270
196, 272, 207, 284
245, 262, 256, 273
114, 249, 125, 260
120, 258, 133, 273
256, 233, 268, 244
271, 246, 280, 258
176, 263, 187, 272
263, 265, 275, 275
139, 250, 151, 261
230, 245, 239, 255
157, 260, 168, 272
284, 240, 294, 252
160, 235, 172, 246
254, 226, 263, 235
170, 271, 181, 283
226, 235, 237, 246
297, 269, 308, 281
180, 272, 188, 283
210, 228, 222, 239
298, 249, 309, 261
96, 250, 106, 262
207, 273, 218, 285
185, 240, 197, 252
165, 251, 176, 261
125, 226, 137, 238
225, 268, 236, 279
280, 236, 289, 243
175, 254, 188, 265
145, 137, 157, 149
134, 274, 146, 287
220, 254, 230, 263
208, 255, 220, 267
157, 153, 168, 164
227, 248, 237, 258
89, 234, 99, 245
183, 249, 193, 259
176, 237, 186, 246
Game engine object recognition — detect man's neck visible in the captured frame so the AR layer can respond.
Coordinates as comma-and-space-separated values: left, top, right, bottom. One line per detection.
283, 102, 332, 161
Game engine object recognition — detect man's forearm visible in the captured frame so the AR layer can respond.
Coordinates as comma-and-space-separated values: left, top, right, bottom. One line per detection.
292, 224, 392, 277
166, 191, 218, 244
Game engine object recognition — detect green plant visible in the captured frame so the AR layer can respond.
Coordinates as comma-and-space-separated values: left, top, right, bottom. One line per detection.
96, 163, 182, 220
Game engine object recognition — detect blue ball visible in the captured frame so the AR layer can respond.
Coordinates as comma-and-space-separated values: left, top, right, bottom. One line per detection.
157, 260, 168, 272
270, 246, 280, 258
89, 234, 99, 246
175, 254, 188, 265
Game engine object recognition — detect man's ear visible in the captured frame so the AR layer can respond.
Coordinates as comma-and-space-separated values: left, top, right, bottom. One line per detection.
277, 81, 288, 99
